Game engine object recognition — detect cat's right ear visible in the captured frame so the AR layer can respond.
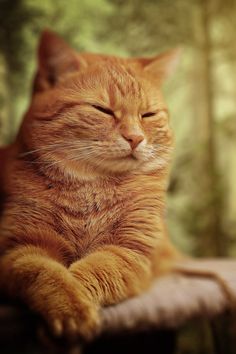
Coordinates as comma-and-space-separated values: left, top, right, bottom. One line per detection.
138, 48, 182, 85
33, 30, 86, 93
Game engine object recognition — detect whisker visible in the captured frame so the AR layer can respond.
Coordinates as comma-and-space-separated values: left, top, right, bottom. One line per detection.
19, 144, 71, 157
18, 140, 102, 158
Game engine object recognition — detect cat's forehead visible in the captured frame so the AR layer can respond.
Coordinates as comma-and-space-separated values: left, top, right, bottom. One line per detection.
100, 63, 144, 98
71, 61, 163, 109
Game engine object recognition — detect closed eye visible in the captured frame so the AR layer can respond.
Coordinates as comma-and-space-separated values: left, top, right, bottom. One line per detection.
92, 105, 114, 116
141, 112, 157, 118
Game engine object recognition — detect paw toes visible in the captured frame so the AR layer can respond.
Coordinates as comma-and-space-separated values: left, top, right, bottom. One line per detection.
44, 301, 99, 340
65, 317, 79, 338
51, 318, 63, 337
79, 313, 100, 340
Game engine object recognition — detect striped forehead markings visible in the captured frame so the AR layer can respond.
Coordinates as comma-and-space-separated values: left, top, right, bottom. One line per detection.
107, 64, 143, 99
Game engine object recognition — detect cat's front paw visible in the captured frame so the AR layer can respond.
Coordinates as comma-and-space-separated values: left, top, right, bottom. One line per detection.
30, 277, 100, 341
48, 297, 99, 341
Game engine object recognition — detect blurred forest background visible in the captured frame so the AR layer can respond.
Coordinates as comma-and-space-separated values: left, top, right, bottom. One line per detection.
0, 0, 236, 353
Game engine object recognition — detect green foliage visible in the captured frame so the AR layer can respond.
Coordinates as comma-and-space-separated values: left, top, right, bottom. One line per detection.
0, 0, 43, 80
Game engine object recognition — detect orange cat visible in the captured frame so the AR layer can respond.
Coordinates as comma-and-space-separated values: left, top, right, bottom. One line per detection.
0, 31, 182, 340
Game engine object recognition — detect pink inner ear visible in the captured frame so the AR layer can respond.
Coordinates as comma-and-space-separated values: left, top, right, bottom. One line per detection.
138, 48, 182, 84
38, 31, 70, 66
37, 30, 81, 82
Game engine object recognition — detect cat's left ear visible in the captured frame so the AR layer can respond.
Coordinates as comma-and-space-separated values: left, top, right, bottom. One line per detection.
138, 48, 182, 84
33, 30, 87, 93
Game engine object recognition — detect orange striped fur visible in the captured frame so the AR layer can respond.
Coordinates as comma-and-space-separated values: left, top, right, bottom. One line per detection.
0, 31, 181, 340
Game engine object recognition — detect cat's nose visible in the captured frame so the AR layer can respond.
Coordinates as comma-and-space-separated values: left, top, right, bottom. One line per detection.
122, 133, 144, 150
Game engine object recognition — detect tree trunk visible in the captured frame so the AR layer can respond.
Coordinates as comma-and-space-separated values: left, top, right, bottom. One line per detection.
193, 0, 226, 257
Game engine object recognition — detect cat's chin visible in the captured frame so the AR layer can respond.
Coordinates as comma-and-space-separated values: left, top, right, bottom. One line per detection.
91, 156, 162, 176
66, 155, 141, 178
76, 154, 165, 178
48, 151, 166, 181
40, 152, 168, 183
90, 159, 137, 176
104, 153, 170, 174
112, 154, 138, 163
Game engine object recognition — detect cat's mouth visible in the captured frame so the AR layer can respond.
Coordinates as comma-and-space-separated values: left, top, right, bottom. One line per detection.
126, 154, 137, 160
117, 153, 138, 161
105, 153, 138, 164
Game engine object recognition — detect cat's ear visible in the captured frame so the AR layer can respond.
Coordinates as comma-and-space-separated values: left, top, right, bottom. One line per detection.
138, 48, 181, 84
33, 30, 86, 92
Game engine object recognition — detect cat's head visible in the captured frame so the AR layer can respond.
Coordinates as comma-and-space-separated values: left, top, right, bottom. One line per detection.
20, 31, 181, 179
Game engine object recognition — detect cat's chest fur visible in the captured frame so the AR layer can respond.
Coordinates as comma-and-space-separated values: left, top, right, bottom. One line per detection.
49, 178, 131, 256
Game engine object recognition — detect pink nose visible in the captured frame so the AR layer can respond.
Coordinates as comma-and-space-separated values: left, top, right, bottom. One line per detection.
122, 133, 144, 150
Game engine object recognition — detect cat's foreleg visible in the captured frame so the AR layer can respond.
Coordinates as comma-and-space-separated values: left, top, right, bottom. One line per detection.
69, 245, 153, 306
0, 244, 99, 339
